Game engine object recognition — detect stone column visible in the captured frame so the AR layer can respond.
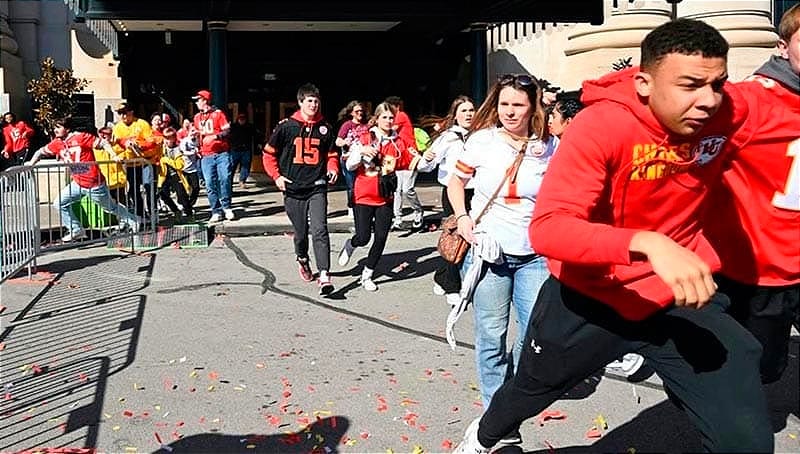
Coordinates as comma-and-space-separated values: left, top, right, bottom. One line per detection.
0, 0, 26, 116
207, 20, 228, 109
679, 0, 777, 80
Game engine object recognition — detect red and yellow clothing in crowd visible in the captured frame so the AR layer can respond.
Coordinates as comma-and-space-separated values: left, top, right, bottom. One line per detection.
112, 118, 161, 165
193, 108, 230, 156
2, 120, 34, 156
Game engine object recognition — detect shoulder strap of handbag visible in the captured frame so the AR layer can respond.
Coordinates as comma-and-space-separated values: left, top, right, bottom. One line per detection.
472, 143, 526, 225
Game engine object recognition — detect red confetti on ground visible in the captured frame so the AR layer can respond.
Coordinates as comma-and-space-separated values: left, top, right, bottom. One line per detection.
154, 432, 163, 444
163, 378, 174, 390
424, 369, 433, 376
400, 435, 410, 443
208, 371, 219, 381
388, 377, 398, 385
282, 390, 292, 398
78, 373, 88, 382
451, 406, 459, 412
543, 440, 556, 453
175, 421, 185, 427
296, 416, 310, 426
586, 427, 603, 439
58, 423, 67, 433
441, 439, 454, 450
189, 387, 196, 393
4, 393, 12, 400
199, 416, 206, 424
279, 351, 292, 357
31, 364, 43, 375
349, 386, 361, 393
306, 385, 316, 392
418, 424, 428, 432
537, 409, 566, 426
122, 410, 134, 418
266, 415, 281, 427
360, 431, 370, 440
0, 343, 5, 351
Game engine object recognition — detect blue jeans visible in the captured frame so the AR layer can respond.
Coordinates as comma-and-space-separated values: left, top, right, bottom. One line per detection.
55, 181, 138, 234
340, 156, 355, 208
463, 251, 549, 408
200, 152, 233, 214
229, 148, 252, 183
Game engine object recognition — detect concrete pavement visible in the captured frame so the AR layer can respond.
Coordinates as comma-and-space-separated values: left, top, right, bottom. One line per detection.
0, 180, 798, 453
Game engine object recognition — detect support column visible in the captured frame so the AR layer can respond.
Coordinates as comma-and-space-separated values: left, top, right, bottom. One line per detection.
207, 20, 227, 108
470, 23, 488, 106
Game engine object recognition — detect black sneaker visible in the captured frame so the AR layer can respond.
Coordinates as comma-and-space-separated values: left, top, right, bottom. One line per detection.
297, 257, 314, 282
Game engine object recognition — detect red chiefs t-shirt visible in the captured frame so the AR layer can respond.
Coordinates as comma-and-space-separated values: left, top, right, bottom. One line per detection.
45, 132, 104, 188
352, 131, 420, 206
705, 76, 800, 286
193, 108, 230, 156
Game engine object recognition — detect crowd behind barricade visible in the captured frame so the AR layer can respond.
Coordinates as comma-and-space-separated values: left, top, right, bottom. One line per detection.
0, 10, 798, 452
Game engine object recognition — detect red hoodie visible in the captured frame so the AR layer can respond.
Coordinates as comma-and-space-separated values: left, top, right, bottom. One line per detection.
529, 67, 749, 320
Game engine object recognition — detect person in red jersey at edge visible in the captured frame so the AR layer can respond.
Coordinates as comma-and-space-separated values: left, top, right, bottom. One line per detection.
704, 4, 800, 385
193, 89, 235, 223
262, 83, 339, 295
1, 111, 35, 169
26, 117, 140, 242
452, 19, 773, 454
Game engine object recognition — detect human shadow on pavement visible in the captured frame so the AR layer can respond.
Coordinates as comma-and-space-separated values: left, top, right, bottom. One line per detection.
327, 246, 437, 300
522, 400, 700, 453
152, 416, 350, 453
0, 251, 153, 451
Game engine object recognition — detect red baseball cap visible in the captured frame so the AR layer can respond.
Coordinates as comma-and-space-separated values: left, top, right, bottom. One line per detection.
192, 90, 212, 101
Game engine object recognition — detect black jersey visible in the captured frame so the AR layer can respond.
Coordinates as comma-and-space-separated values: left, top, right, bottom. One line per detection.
266, 113, 336, 198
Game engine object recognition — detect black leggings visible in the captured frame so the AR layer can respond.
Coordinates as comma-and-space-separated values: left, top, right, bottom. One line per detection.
477, 277, 773, 452
350, 203, 393, 270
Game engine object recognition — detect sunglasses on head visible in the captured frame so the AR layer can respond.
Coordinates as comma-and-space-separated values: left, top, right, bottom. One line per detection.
498, 74, 536, 87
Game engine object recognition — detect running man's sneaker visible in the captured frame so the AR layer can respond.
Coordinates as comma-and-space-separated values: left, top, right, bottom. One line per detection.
61, 229, 87, 242
412, 211, 423, 229
494, 429, 522, 450
433, 283, 446, 296
360, 276, 378, 292
390, 218, 403, 231
224, 208, 236, 221
605, 353, 645, 377
318, 273, 334, 295
337, 239, 355, 267
209, 212, 223, 223
297, 257, 314, 282
452, 417, 491, 454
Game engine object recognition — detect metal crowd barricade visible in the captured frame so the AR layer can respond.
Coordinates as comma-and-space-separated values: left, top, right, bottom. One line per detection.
0, 166, 40, 284
27, 158, 158, 254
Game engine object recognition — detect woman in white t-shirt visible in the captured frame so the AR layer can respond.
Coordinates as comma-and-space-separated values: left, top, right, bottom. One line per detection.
418, 96, 475, 304
447, 74, 554, 447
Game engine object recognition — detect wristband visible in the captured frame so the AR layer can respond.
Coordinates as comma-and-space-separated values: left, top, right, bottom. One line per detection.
456, 213, 470, 221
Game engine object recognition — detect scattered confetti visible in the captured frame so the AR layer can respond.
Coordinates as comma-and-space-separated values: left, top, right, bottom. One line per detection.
441, 439, 454, 450
586, 427, 602, 439
594, 414, 608, 430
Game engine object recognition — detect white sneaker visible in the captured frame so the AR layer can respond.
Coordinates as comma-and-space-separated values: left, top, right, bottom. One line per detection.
360, 277, 378, 292
452, 417, 490, 454
338, 239, 355, 267
445, 293, 461, 306
433, 283, 446, 296
209, 213, 223, 223
605, 353, 645, 376
346, 208, 354, 218
224, 208, 236, 221
412, 211, 423, 229
61, 229, 87, 242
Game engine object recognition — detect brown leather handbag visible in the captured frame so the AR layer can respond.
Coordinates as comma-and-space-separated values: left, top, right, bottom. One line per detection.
437, 149, 525, 264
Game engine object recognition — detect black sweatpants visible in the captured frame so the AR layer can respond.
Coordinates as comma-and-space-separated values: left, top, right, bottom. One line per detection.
477, 276, 773, 453
159, 171, 191, 216
284, 191, 331, 272
350, 203, 393, 270
718, 274, 799, 384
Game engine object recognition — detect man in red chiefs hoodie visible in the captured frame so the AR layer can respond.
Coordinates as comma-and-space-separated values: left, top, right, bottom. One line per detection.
452, 19, 772, 454
705, 4, 800, 385
263, 83, 339, 295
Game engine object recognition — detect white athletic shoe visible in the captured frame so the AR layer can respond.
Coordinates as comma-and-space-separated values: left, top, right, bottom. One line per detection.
452, 417, 490, 454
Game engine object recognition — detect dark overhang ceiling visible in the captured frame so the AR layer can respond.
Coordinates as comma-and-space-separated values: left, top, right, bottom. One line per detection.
84, 0, 605, 31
